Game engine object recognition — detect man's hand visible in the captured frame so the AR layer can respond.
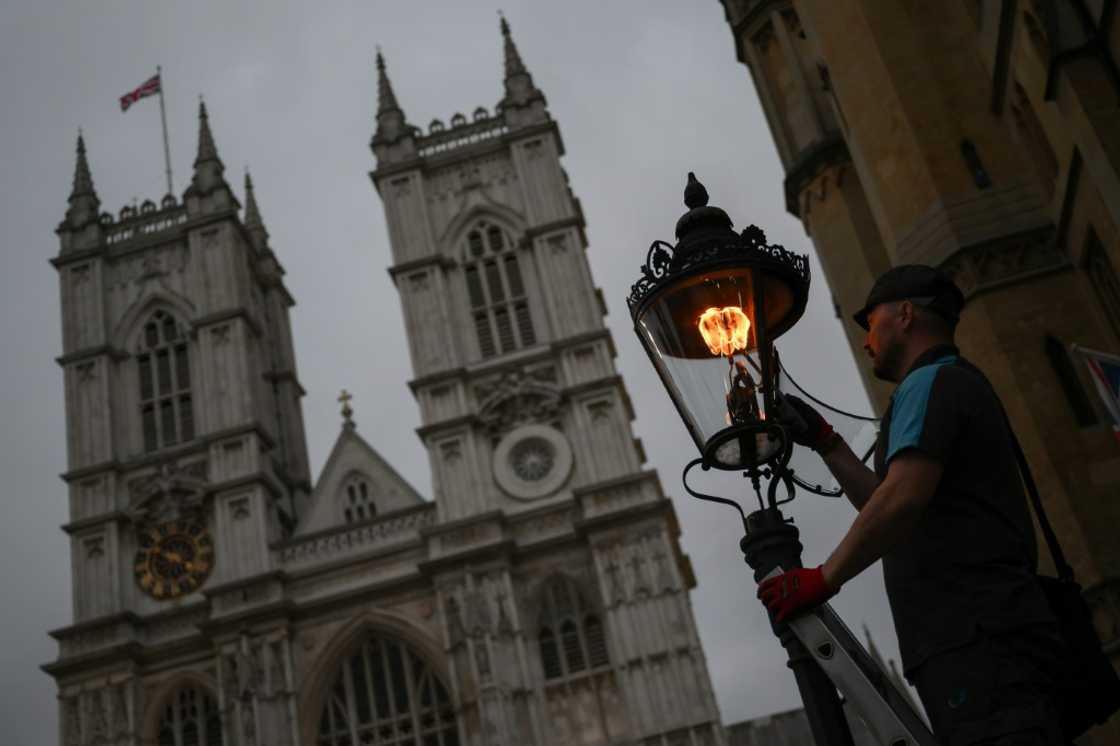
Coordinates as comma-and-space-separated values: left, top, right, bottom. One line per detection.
757, 566, 836, 622
775, 394, 837, 452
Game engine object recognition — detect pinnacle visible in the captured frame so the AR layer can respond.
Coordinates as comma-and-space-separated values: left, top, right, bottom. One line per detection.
194, 99, 220, 166
375, 48, 401, 115
244, 170, 263, 228
70, 132, 97, 200
500, 14, 527, 79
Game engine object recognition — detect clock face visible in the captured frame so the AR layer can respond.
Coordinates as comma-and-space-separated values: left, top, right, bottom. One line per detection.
133, 520, 214, 600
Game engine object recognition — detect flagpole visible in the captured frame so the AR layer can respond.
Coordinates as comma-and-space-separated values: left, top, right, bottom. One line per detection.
157, 65, 174, 196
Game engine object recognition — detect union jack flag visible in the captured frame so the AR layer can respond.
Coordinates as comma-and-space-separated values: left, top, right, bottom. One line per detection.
1074, 344, 1120, 439
120, 74, 160, 112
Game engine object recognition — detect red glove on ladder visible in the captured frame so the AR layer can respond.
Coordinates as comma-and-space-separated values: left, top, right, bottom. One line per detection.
757, 566, 836, 622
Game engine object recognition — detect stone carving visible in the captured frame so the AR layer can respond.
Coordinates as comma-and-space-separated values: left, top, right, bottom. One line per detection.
106, 242, 188, 290
440, 440, 462, 464
940, 229, 1064, 301
87, 690, 108, 743
445, 596, 466, 647
84, 536, 104, 559
76, 361, 97, 383
110, 684, 129, 737
477, 371, 561, 435
63, 697, 81, 746
126, 459, 209, 526
277, 508, 434, 565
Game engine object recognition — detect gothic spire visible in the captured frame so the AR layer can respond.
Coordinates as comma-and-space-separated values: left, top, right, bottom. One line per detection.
497, 15, 547, 126
243, 170, 269, 249
375, 49, 401, 116
188, 99, 231, 201
371, 49, 414, 157
500, 14, 527, 78
194, 100, 220, 167
63, 132, 101, 231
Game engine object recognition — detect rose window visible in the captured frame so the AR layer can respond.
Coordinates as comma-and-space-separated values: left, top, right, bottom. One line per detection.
510, 437, 555, 482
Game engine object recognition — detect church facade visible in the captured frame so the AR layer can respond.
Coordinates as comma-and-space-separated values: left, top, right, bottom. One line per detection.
44, 21, 724, 746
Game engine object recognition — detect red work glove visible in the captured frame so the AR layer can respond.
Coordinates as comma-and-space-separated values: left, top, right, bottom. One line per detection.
774, 394, 836, 452
757, 566, 836, 622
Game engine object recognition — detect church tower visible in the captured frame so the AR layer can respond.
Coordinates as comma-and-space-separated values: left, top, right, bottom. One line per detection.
368, 19, 725, 745
46, 106, 311, 745
720, 2, 1120, 741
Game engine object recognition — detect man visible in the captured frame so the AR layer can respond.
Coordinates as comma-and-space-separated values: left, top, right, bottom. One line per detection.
759, 265, 1066, 745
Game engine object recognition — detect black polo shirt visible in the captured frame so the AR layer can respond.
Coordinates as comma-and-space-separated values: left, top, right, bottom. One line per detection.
874, 344, 1054, 675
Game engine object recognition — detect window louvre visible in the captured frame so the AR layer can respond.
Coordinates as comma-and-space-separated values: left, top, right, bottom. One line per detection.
462, 222, 536, 359
538, 577, 610, 682
341, 477, 376, 524
137, 311, 195, 453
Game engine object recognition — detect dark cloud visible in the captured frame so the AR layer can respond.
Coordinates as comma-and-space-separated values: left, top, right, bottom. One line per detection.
0, 2, 906, 742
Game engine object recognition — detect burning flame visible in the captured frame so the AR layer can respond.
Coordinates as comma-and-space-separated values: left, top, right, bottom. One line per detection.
698, 306, 751, 357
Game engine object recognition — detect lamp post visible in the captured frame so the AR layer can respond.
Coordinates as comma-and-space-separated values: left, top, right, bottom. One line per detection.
627, 174, 855, 746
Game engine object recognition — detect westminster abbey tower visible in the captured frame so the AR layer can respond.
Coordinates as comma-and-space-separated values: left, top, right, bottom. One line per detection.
45, 19, 725, 746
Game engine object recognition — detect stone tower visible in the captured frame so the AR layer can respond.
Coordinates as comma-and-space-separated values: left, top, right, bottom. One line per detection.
365, 19, 726, 745
720, 0, 1120, 741
46, 106, 312, 745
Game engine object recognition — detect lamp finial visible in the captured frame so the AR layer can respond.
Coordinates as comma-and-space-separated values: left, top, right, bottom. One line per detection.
684, 172, 709, 209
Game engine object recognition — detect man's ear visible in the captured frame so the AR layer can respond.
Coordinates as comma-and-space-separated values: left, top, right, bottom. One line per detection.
898, 300, 916, 331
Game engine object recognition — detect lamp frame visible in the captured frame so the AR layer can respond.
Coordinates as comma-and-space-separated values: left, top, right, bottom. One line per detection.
627, 190, 811, 472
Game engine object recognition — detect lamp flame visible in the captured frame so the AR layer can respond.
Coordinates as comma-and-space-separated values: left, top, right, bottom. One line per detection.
698, 306, 751, 357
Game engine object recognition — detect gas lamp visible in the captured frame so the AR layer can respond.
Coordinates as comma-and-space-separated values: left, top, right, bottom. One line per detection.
627, 173, 809, 475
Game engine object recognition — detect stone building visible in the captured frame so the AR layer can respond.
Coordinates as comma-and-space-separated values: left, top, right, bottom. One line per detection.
719, 0, 1120, 741
44, 20, 725, 746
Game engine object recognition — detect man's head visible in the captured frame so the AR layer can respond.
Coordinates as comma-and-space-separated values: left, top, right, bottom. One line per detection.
853, 265, 964, 382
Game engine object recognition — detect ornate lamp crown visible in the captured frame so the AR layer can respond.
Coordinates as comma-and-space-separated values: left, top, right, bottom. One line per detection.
627, 173, 810, 323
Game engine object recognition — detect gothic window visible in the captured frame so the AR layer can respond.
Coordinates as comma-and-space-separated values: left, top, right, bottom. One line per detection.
138, 310, 194, 452
537, 576, 610, 682
462, 221, 535, 359
156, 685, 222, 746
1010, 81, 1059, 199
341, 475, 376, 524
316, 635, 459, 746
1085, 228, 1120, 340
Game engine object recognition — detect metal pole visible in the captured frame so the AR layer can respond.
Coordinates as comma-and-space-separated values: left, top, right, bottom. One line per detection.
741, 507, 856, 746
157, 65, 174, 196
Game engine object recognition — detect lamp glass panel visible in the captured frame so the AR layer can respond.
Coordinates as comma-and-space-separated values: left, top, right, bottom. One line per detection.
636, 267, 792, 466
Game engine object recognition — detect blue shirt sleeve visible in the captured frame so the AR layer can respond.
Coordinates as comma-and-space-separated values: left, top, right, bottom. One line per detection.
886, 365, 941, 465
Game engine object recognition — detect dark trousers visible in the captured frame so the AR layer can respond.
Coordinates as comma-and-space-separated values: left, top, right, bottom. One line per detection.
910, 625, 1068, 746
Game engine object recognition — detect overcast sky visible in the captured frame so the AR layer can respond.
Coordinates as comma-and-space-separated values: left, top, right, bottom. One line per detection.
0, 2, 903, 742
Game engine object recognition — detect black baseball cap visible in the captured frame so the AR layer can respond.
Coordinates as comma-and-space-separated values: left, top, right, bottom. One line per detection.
853, 264, 964, 331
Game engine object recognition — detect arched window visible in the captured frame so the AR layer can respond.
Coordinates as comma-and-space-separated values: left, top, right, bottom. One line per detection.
341, 475, 376, 524
317, 635, 459, 746
462, 221, 535, 359
537, 577, 610, 681
138, 310, 194, 452
156, 685, 222, 746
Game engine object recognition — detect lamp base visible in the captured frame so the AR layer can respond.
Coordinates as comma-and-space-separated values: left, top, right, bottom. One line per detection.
740, 507, 856, 746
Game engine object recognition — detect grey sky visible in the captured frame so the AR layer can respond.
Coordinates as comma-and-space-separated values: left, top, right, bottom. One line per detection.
0, 2, 902, 742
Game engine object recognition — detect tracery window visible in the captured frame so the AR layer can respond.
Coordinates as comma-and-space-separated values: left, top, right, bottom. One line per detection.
342, 475, 376, 524
317, 635, 459, 746
156, 685, 222, 746
138, 310, 194, 452
537, 577, 609, 681
462, 221, 535, 359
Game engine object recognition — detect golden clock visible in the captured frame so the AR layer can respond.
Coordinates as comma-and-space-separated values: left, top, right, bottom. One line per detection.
133, 520, 214, 600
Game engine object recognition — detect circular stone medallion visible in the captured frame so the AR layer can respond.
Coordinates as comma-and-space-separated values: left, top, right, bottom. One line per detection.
493, 424, 573, 500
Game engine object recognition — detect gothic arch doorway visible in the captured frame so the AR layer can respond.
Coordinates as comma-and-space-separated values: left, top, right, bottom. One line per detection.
316, 633, 460, 746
